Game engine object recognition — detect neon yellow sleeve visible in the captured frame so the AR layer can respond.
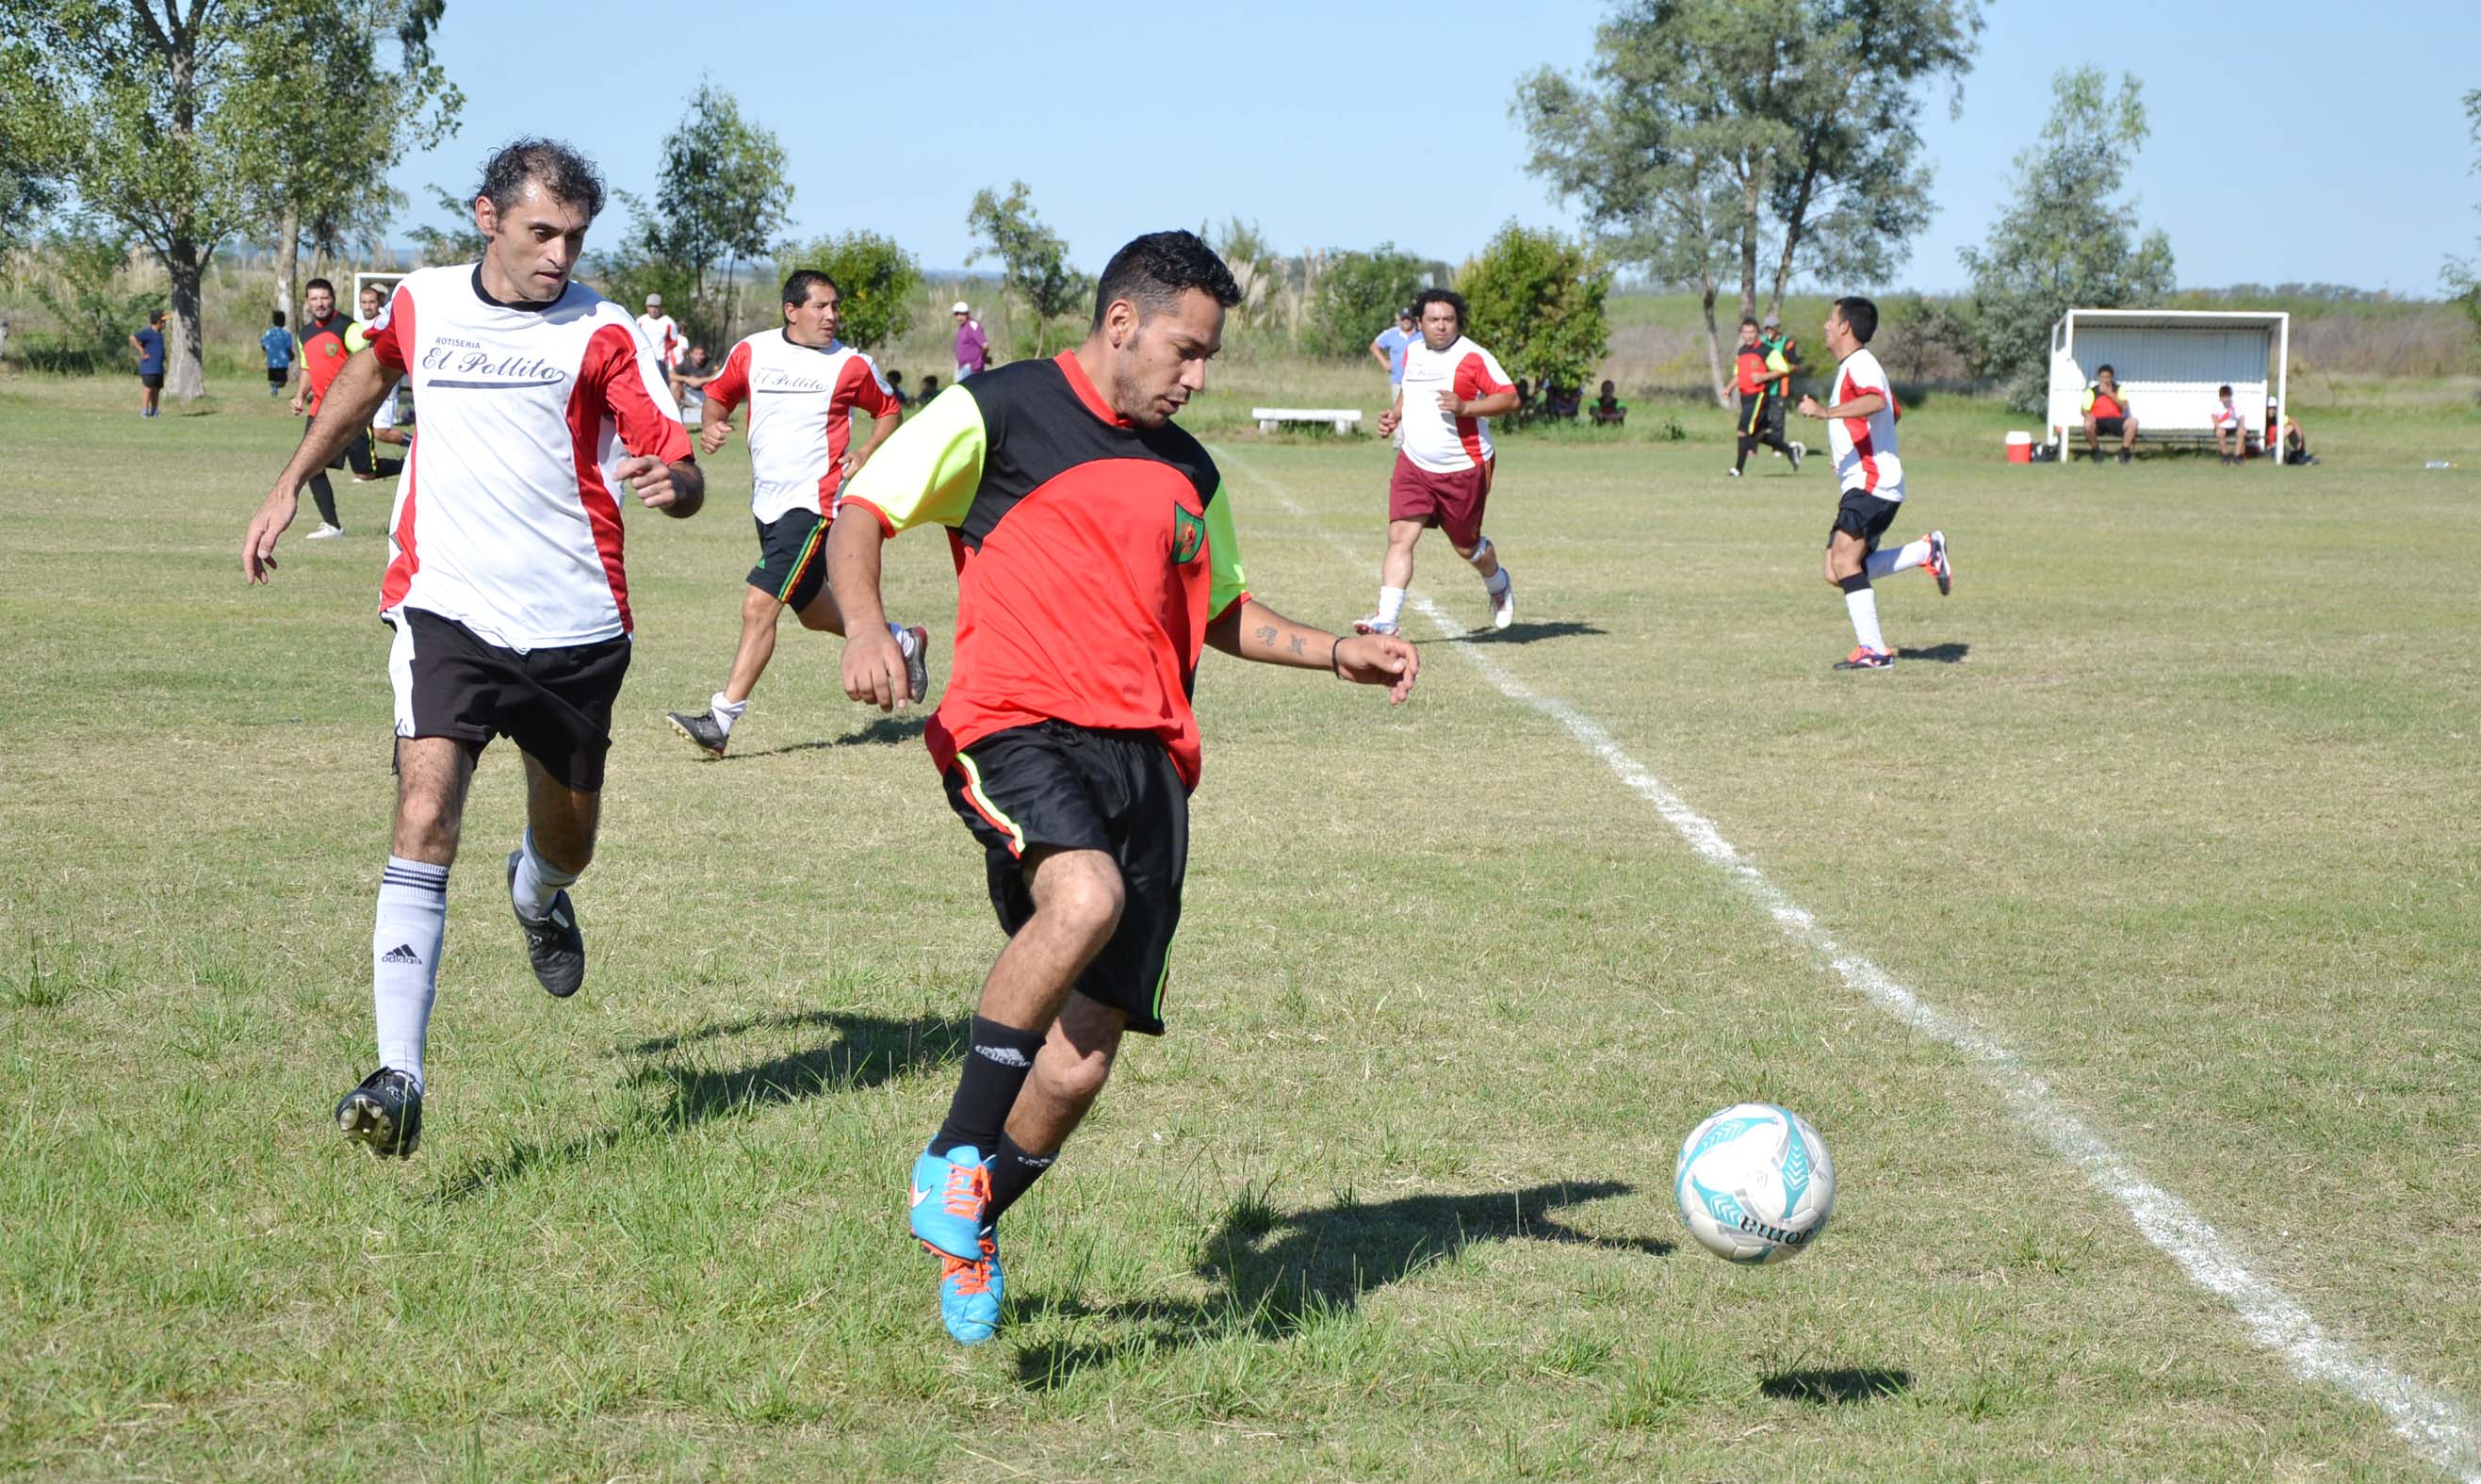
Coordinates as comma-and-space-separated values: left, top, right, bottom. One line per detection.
1202, 481, 1249, 618
840, 383, 985, 532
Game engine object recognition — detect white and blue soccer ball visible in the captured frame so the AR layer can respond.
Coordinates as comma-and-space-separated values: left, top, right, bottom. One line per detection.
1673, 1103, 1836, 1264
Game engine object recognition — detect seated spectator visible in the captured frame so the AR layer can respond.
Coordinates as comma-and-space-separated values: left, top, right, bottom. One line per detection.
2281, 415, 2318, 466
1512, 377, 1536, 424
1590, 379, 1627, 427
2210, 383, 2246, 465
2081, 364, 2138, 465
671, 344, 716, 412
1545, 382, 1581, 420
885, 368, 908, 406
917, 373, 940, 404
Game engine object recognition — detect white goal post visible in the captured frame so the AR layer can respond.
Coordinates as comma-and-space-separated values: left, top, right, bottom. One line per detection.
2045, 309, 2289, 465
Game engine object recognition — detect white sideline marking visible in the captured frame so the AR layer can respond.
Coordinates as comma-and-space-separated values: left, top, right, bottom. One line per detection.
1216, 446, 2481, 1483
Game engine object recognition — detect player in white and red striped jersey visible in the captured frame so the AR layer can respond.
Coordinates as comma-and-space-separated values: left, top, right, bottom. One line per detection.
637, 294, 682, 379
1796, 295, 1951, 673
663, 269, 932, 758
241, 139, 706, 1159
1362, 288, 1522, 637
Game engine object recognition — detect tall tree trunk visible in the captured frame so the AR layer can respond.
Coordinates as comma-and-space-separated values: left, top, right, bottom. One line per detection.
1738, 165, 1763, 324
1768, 159, 1821, 318
1699, 272, 1729, 409
168, 236, 206, 402
275, 201, 299, 324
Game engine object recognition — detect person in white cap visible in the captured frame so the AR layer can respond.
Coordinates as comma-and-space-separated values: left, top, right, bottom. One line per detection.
953, 301, 988, 381
638, 293, 682, 383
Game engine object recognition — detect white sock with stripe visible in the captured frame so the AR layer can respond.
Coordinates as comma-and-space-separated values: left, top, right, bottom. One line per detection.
373, 856, 448, 1091
511, 828, 579, 921
1865, 538, 1931, 580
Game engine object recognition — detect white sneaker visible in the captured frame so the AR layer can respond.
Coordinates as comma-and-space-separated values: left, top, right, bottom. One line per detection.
305, 523, 344, 540
1726, 466, 1742, 478
1489, 573, 1515, 630
1352, 614, 1398, 636
1788, 440, 1805, 472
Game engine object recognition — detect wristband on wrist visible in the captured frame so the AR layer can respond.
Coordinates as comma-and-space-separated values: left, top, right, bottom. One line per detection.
1330, 635, 1344, 677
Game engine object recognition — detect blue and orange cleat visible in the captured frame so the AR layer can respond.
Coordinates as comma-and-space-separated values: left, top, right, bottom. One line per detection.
909, 1145, 991, 1260
932, 1227, 1004, 1345
1834, 646, 1895, 671
1925, 530, 1952, 596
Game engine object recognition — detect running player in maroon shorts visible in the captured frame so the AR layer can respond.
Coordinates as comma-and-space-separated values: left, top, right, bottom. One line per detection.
1358, 287, 1521, 636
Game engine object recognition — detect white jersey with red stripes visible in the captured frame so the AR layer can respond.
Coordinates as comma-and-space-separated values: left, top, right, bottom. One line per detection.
1398, 334, 1515, 473
367, 265, 693, 650
635, 311, 681, 366
703, 330, 900, 523
1825, 346, 1903, 500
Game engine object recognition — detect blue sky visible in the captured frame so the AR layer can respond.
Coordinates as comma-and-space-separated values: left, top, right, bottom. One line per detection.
385, 0, 2477, 294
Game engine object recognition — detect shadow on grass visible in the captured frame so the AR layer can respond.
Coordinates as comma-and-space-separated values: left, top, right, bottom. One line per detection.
1016, 1180, 1666, 1390
434, 1010, 967, 1201
1459, 620, 1608, 647
1758, 1366, 1913, 1404
1895, 642, 1969, 664
719, 712, 928, 759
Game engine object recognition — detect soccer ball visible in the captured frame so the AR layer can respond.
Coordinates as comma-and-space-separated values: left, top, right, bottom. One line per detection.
1673, 1103, 1836, 1264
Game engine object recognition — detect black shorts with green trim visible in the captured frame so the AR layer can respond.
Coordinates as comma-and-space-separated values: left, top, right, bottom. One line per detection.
942, 721, 1189, 1036
1738, 394, 1766, 436
747, 509, 829, 610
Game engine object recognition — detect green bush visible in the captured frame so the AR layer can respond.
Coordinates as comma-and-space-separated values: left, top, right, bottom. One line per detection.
1304, 246, 1427, 361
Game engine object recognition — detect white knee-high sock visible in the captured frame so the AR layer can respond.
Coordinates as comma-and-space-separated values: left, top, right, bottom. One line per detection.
374, 857, 448, 1089
1844, 587, 1886, 652
512, 828, 579, 920
1865, 537, 1931, 580
1376, 586, 1407, 626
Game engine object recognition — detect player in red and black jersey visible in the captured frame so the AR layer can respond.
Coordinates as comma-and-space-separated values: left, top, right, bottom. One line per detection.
290, 278, 352, 537
827, 230, 1421, 1347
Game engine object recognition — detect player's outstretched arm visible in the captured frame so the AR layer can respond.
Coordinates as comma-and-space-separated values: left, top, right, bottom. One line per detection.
242, 351, 398, 583
824, 512, 909, 710
1206, 597, 1419, 705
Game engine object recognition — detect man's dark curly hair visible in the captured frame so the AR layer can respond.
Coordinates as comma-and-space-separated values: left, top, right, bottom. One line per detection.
479, 138, 607, 221
1091, 230, 1242, 330
1412, 286, 1468, 332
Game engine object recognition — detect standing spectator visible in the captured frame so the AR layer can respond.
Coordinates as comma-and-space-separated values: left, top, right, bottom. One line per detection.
131, 309, 167, 418
2210, 384, 2247, 466
1371, 305, 1418, 446
637, 292, 683, 382
261, 311, 294, 398
952, 301, 988, 380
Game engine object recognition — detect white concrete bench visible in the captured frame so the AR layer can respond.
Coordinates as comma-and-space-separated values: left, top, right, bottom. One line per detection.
1253, 407, 1362, 435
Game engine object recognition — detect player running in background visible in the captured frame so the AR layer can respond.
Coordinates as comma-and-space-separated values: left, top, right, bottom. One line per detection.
241, 139, 705, 1158
824, 230, 1419, 1346
1360, 288, 1520, 635
1759, 310, 1806, 468
664, 269, 931, 757
290, 278, 351, 539
1797, 296, 1950, 672
1730, 317, 1800, 477
261, 311, 293, 398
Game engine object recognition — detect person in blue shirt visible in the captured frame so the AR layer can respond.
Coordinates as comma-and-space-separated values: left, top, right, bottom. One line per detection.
129, 309, 166, 418
1369, 304, 1418, 446
261, 311, 294, 399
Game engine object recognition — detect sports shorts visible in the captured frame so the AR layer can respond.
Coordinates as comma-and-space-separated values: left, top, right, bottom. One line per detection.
1738, 393, 1767, 436
266, 366, 288, 386
387, 607, 631, 791
1388, 452, 1492, 549
747, 509, 830, 611
2091, 415, 2128, 437
1829, 490, 1904, 555
139, 372, 165, 390
943, 721, 1188, 1036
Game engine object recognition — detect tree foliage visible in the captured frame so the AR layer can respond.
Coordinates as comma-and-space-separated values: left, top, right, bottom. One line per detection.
1960, 67, 2176, 410
2443, 89, 2481, 367
0, 0, 461, 398
1515, 0, 1980, 405
15, 220, 159, 371
967, 181, 1087, 357
407, 184, 486, 266
1303, 244, 1428, 361
777, 230, 922, 351
1458, 222, 1611, 391
631, 83, 793, 348
1206, 216, 1285, 329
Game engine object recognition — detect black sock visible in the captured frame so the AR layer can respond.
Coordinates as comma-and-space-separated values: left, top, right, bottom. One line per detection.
987, 1133, 1058, 1224
930, 1016, 1045, 1158
1736, 434, 1754, 472
307, 472, 339, 527
1764, 433, 1794, 457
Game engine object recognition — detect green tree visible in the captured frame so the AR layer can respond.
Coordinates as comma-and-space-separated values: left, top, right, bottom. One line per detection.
1458, 221, 1612, 394
17, 220, 158, 371
0, 28, 57, 254
1303, 244, 1427, 361
631, 83, 793, 348
407, 183, 486, 266
777, 230, 922, 351
2443, 89, 2481, 367
1960, 67, 2176, 410
966, 181, 1087, 357
0, 0, 461, 400
1207, 216, 1286, 330
1516, 0, 1980, 406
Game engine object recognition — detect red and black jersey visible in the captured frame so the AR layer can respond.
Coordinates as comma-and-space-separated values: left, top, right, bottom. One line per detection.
840, 351, 1249, 791
300, 311, 351, 414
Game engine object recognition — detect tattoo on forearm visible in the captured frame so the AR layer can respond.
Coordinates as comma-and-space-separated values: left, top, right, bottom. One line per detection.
1253, 625, 1277, 649
1286, 634, 1307, 657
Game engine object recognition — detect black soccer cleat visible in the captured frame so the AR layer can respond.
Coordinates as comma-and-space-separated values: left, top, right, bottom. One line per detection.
507, 850, 585, 998
905, 626, 934, 707
665, 708, 727, 757
335, 1068, 423, 1158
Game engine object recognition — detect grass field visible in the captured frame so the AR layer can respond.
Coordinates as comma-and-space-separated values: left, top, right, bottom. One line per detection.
3, 371, 2479, 1481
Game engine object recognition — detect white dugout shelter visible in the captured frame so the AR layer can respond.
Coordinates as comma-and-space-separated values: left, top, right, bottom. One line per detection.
2045, 308, 2288, 463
